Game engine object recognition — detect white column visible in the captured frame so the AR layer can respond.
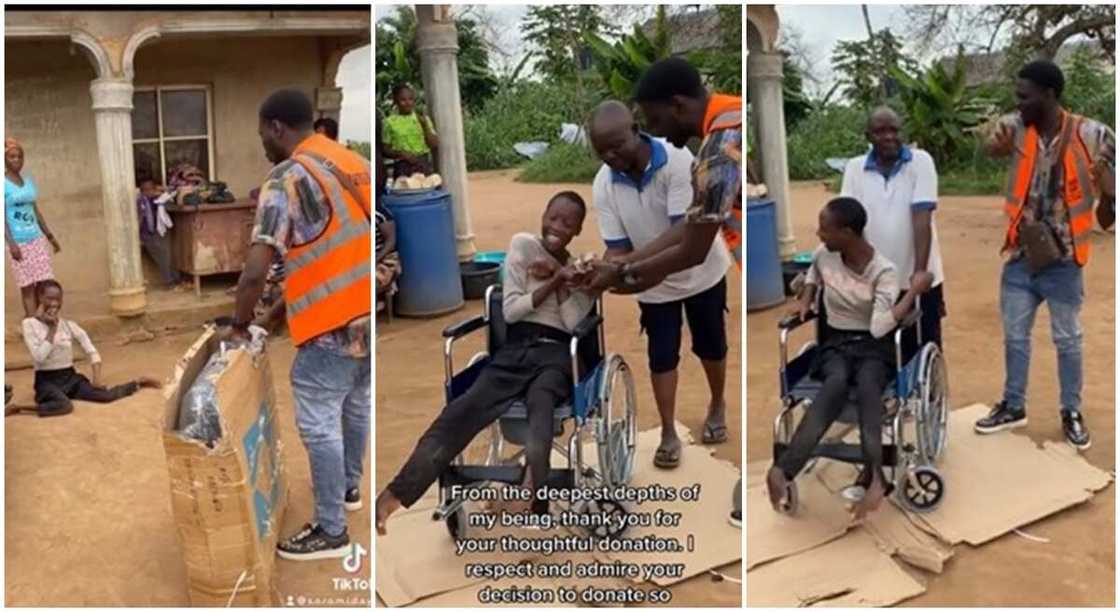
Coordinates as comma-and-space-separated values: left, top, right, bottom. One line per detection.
90, 77, 146, 316
747, 52, 796, 260
416, 5, 477, 261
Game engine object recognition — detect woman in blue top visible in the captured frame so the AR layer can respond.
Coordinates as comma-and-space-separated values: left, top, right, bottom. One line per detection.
5, 139, 60, 317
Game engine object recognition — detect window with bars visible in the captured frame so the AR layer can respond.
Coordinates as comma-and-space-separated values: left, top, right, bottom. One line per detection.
131, 86, 214, 185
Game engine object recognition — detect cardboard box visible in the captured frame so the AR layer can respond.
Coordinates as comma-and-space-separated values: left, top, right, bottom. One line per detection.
162, 329, 288, 607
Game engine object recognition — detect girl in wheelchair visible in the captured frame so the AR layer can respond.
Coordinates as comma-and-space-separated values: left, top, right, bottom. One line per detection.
376, 191, 601, 535
767, 197, 932, 520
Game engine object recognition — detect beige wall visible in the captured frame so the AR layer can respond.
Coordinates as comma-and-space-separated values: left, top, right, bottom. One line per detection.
5, 35, 332, 322
5, 40, 108, 319
133, 36, 324, 198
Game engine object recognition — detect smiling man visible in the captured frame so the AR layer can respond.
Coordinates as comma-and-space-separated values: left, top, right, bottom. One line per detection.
975, 60, 1115, 450
588, 101, 731, 470
840, 107, 945, 358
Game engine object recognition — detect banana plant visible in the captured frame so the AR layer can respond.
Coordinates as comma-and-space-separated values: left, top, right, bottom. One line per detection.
889, 48, 996, 164
585, 5, 672, 101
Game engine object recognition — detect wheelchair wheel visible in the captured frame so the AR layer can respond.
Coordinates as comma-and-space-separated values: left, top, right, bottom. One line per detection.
900, 465, 944, 513
597, 354, 637, 488
577, 498, 630, 539
917, 344, 949, 464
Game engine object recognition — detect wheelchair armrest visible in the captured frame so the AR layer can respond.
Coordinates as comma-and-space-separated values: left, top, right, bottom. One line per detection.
779, 310, 817, 330
442, 315, 486, 339
573, 313, 603, 339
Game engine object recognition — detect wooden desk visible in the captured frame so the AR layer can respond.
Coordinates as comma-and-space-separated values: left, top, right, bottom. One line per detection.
166, 200, 257, 297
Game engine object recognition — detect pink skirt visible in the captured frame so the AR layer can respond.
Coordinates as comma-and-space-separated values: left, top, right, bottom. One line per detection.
8, 235, 54, 288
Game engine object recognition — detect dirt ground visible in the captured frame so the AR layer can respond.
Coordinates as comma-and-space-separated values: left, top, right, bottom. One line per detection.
375, 170, 743, 607
746, 181, 1115, 606
4, 332, 371, 607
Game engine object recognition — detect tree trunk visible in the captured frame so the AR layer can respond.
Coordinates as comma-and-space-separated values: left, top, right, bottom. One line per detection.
861, 5, 875, 38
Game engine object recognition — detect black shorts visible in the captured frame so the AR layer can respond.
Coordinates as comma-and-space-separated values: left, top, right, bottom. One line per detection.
637, 277, 728, 374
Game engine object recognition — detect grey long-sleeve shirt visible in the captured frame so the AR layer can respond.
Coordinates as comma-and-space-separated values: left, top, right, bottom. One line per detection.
502, 232, 595, 333
805, 245, 900, 339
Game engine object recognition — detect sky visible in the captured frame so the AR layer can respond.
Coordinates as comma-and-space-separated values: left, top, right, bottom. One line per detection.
336, 44, 371, 143
773, 5, 914, 98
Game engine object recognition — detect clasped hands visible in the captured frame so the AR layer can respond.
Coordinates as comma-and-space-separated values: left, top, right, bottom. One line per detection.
528, 254, 630, 293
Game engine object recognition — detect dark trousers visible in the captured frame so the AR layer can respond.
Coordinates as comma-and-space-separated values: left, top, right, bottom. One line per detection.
776, 346, 890, 481
900, 284, 945, 358
387, 337, 572, 514
34, 367, 140, 417
141, 232, 181, 287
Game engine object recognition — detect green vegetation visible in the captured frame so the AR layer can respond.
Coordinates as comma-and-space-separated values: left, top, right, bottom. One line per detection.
777, 18, 1115, 197
518, 142, 602, 184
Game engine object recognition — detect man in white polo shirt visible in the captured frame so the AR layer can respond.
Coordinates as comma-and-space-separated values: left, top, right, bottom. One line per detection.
588, 101, 732, 469
841, 107, 945, 355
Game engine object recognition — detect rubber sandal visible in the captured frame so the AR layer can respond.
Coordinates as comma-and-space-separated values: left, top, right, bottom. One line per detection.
702, 422, 728, 444
653, 445, 681, 469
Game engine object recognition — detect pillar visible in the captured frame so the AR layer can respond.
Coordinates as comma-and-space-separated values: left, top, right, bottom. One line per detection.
316, 86, 344, 122
90, 77, 146, 316
747, 51, 796, 260
415, 5, 477, 261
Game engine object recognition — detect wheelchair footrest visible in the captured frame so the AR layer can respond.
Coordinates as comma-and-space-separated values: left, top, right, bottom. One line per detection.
440, 465, 575, 489
774, 442, 899, 466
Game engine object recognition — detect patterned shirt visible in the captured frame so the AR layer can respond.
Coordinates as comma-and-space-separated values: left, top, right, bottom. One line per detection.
253, 153, 371, 358
684, 96, 742, 226
1006, 112, 1114, 261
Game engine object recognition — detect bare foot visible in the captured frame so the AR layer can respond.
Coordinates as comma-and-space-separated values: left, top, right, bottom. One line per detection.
852, 471, 887, 522
766, 465, 789, 512
375, 489, 403, 536
137, 377, 163, 389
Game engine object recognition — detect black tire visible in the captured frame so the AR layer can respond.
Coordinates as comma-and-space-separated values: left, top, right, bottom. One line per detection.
901, 465, 945, 513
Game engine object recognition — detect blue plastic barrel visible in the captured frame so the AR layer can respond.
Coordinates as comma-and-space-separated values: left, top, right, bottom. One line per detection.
383, 189, 464, 316
746, 198, 786, 311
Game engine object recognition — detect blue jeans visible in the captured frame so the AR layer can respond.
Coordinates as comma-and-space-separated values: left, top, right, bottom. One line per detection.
1000, 258, 1083, 415
290, 343, 371, 536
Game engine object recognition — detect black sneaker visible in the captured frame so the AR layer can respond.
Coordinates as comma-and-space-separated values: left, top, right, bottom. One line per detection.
974, 401, 1027, 434
277, 523, 349, 561
345, 487, 362, 512
1062, 412, 1091, 450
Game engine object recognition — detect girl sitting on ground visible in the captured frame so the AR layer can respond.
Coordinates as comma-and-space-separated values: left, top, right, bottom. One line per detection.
12, 280, 162, 417
375, 191, 601, 535
767, 197, 931, 520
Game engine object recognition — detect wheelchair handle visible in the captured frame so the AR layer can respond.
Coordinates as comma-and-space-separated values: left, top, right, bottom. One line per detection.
442, 314, 486, 339
778, 310, 816, 330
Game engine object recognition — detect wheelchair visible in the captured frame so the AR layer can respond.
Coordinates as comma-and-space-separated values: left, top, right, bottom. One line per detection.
773, 298, 949, 514
432, 284, 638, 540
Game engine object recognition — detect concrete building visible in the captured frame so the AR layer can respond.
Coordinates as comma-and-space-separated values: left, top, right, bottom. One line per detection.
4, 10, 369, 325
746, 5, 795, 260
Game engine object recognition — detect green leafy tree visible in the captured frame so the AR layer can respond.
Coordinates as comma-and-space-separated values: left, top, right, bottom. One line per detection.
585, 6, 671, 101
832, 29, 918, 107
374, 7, 498, 114
688, 5, 742, 94
782, 57, 813, 129
1061, 45, 1115, 128
889, 50, 996, 165
521, 5, 615, 82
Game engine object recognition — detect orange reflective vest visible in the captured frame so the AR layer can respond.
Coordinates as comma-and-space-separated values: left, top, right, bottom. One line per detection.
286, 134, 372, 346
703, 93, 743, 269
1002, 110, 1098, 267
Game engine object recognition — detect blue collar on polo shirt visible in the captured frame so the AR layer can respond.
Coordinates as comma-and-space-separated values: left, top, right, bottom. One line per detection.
610, 133, 666, 192
863, 144, 913, 180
